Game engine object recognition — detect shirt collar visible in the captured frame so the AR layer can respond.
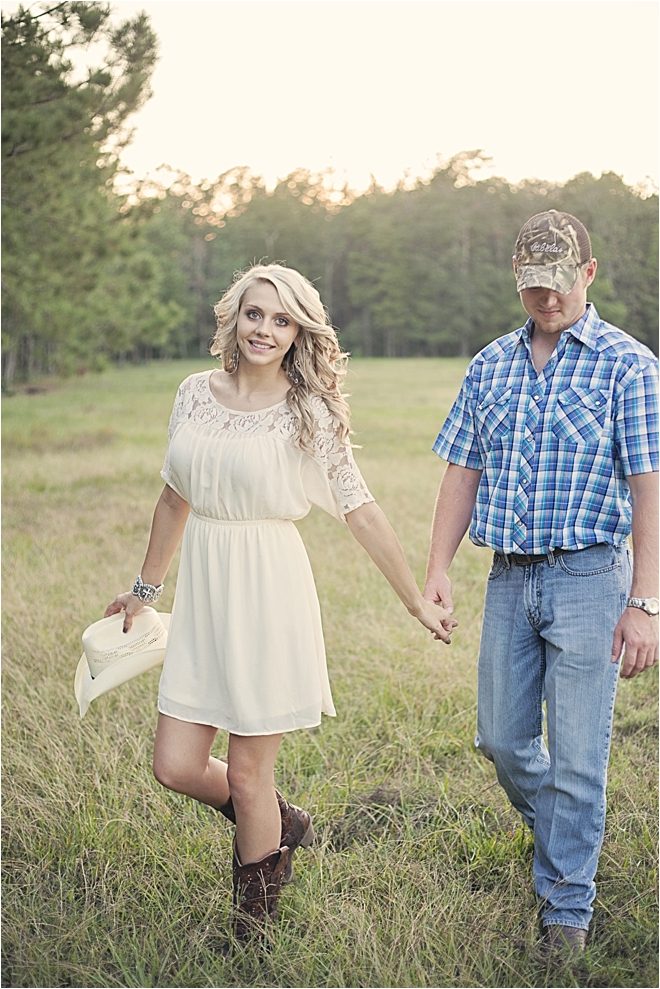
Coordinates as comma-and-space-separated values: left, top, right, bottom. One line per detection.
566, 303, 599, 349
520, 302, 600, 351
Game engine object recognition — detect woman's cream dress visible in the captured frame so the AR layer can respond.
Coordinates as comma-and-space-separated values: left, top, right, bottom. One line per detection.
158, 371, 374, 735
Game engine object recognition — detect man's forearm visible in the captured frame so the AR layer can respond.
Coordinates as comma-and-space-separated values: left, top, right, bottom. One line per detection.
426, 463, 482, 579
627, 471, 659, 597
611, 471, 658, 678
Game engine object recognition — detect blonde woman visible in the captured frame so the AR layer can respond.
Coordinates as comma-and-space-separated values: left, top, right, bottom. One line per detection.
105, 264, 455, 940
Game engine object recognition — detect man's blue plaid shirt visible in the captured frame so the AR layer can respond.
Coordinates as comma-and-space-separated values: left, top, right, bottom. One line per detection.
433, 304, 659, 555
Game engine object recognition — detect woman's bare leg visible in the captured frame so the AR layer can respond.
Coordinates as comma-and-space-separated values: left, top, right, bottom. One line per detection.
153, 714, 284, 865
153, 712, 230, 808
227, 732, 284, 865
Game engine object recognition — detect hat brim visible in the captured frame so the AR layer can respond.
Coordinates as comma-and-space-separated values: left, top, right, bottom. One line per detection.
75, 612, 171, 718
515, 263, 579, 295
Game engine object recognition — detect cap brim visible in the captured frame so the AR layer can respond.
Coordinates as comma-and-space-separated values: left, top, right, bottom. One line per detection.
75, 612, 171, 717
515, 264, 579, 295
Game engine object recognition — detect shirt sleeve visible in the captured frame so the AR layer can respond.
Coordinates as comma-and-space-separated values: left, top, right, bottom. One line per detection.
432, 363, 484, 468
160, 379, 189, 493
306, 397, 375, 521
614, 360, 659, 476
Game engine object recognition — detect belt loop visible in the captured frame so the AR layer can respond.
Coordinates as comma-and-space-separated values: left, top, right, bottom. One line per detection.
503, 553, 511, 570
547, 549, 556, 567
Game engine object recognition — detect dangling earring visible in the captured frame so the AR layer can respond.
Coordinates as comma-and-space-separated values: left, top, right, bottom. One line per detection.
228, 346, 239, 373
286, 352, 304, 386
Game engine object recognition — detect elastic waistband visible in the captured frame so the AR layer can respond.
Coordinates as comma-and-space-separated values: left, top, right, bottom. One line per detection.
189, 511, 290, 527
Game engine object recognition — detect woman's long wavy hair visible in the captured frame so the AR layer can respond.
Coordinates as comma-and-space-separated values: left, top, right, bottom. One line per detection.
211, 264, 351, 454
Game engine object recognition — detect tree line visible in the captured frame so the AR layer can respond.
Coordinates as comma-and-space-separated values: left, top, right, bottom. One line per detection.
3, 2, 658, 387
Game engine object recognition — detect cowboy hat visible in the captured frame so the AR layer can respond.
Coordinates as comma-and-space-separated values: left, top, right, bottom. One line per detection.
75, 607, 171, 717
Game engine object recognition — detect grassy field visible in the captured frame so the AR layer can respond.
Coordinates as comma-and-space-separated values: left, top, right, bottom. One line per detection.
2, 359, 658, 989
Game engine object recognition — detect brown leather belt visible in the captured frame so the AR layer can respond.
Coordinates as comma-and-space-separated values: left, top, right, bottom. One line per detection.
506, 548, 569, 566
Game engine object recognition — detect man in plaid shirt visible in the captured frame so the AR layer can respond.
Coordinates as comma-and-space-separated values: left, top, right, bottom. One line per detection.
424, 210, 658, 958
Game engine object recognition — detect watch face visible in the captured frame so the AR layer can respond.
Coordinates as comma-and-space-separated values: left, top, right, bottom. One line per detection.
647, 598, 660, 615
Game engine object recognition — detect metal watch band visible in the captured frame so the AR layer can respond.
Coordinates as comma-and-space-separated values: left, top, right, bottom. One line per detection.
132, 574, 164, 603
627, 596, 660, 616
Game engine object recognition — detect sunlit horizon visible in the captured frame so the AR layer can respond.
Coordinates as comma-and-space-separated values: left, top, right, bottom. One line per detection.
2, 1, 657, 194
105, 1, 658, 195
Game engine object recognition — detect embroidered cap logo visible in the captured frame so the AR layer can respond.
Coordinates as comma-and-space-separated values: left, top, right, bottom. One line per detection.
515, 211, 592, 295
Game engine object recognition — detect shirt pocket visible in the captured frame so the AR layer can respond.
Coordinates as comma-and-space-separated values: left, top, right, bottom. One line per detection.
552, 387, 608, 446
475, 388, 512, 452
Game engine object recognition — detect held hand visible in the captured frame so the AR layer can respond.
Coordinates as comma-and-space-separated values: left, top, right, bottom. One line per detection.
411, 599, 458, 644
104, 592, 145, 634
423, 571, 454, 614
611, 607, 659, 679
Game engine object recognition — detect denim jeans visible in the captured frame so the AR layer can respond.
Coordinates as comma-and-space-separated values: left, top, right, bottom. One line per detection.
475, 542, 632, 930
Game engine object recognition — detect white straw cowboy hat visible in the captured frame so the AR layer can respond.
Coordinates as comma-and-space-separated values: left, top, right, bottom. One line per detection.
74, 607, 171, 717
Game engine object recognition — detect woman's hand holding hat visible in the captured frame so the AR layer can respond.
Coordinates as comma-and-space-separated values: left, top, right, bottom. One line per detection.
75, 606, 170, 717
105, 591, 146, 634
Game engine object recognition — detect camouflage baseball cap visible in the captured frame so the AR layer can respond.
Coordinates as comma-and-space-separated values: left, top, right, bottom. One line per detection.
514, 210, 592, 294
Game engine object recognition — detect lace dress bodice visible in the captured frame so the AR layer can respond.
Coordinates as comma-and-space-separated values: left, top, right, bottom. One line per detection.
161, 371, 373, 522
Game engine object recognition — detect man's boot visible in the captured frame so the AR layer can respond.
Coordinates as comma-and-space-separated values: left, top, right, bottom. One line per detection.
541, 924, 588, 963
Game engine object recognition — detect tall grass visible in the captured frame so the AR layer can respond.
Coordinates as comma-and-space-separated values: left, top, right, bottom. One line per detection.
2, 359, 657, 989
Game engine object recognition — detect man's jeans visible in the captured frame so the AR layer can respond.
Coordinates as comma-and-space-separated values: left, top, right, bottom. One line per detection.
475, 542, 632, 930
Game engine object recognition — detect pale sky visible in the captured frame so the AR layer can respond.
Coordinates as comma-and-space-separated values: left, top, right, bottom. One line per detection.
10, 0, 660, 191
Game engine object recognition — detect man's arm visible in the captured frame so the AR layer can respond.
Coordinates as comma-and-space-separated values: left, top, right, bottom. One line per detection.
611, 471, 659, 678
423, 463, 482, 612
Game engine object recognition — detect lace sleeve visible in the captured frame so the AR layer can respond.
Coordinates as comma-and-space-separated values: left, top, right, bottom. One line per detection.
310, 396, 374, 518
160, 376, 195, 489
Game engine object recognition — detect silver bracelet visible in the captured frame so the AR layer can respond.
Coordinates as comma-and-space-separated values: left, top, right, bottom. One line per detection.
132, 574, 164, 603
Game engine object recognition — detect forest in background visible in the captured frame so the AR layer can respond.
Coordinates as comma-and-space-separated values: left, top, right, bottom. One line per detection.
3, 1, 658, 387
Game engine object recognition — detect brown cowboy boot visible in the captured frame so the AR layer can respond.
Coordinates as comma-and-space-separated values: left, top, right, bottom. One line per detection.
277, 795, 314, 881
541, 924, 588, 961
218, 791, 313, 883
232, 842, 291, 942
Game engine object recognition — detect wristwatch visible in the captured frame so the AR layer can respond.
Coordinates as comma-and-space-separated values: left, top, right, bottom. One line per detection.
627, 596, 660, 616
